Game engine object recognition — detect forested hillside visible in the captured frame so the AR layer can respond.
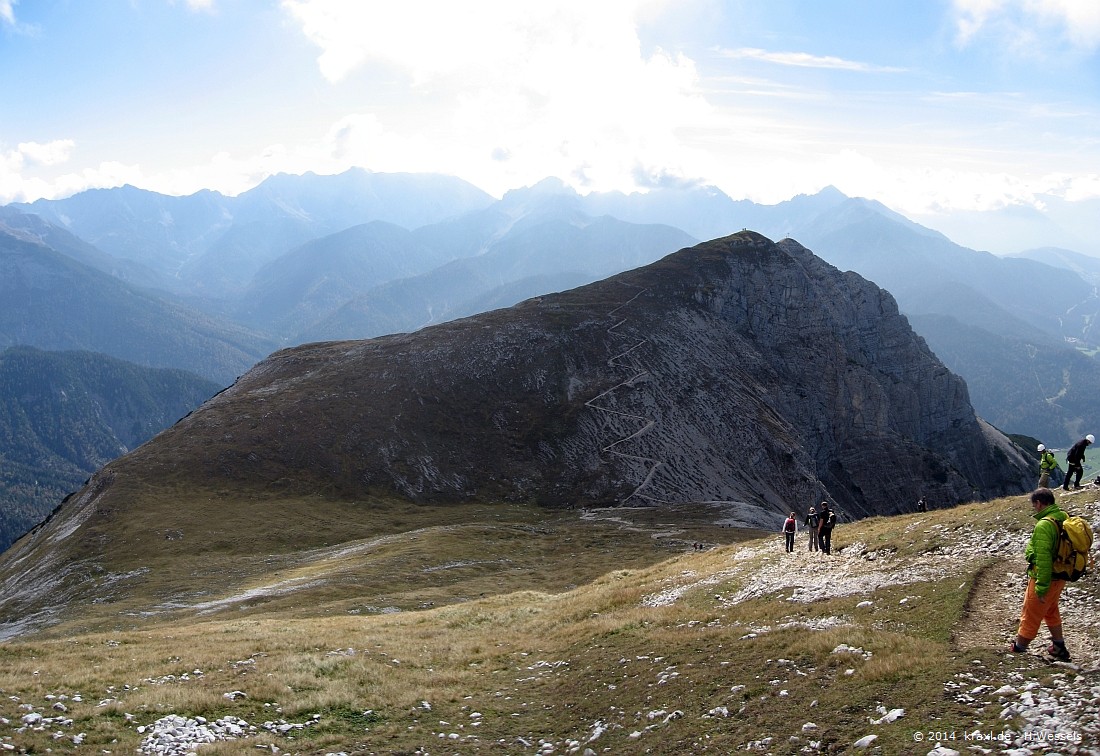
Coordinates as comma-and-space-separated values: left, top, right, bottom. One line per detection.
0, 347, 218, 550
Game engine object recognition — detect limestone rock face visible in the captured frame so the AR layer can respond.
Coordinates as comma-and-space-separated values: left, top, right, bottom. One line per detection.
105, 231, 1029, 525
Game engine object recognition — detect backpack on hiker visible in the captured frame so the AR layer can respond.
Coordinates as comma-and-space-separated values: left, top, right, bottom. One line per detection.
1044, 515, 1094, 581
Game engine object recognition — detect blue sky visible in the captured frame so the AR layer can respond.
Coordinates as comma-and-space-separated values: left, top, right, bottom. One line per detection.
1, 0, 1097, 236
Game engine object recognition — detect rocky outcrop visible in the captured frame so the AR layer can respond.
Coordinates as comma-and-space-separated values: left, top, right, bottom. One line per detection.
94, 231, 1031, 526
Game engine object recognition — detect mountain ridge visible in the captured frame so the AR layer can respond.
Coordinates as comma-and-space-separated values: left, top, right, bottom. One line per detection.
7, 170, 1100, 446
0, 231, 1034, 640
150, 231, 1030, 517
13, 168, 496, 297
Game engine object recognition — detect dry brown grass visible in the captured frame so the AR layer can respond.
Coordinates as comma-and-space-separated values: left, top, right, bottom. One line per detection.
0, 491, 1095, 753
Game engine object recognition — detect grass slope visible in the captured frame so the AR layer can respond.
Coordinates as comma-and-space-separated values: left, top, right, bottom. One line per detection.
0, 492, 1097, 754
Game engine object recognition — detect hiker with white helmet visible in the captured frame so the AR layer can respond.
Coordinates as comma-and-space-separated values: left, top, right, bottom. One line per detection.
1037, 444, 1059, 488
1062, 434, 1094, 491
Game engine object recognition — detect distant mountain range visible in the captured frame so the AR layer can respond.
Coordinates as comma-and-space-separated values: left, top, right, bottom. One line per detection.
910, 194, 1100, 258
12, 169, 495, 298
0, 222, 274, 385
301, 214, 696, 342
0, 346, 219, 551
2, 165, 1100, 535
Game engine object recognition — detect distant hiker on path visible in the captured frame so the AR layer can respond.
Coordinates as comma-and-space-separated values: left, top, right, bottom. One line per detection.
782, 512, 797, 553
1008, 487, 1071, 660
819, 505, 837, 555
1037, 444, 1059, 488
804, 506, 821, 551
917, 497, 927, 513
1062, 435, 1093, 491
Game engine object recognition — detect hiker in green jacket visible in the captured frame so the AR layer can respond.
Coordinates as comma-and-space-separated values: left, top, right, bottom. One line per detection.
1037, 444, 1059, 488
1008, 488, 1071, 660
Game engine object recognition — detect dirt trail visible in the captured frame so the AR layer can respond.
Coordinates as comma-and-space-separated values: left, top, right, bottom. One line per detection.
956, 557, 1100, 667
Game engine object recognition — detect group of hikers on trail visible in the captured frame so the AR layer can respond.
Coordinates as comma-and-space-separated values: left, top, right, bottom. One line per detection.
1012, 434, 1097, 661
772, 436, 1094, 662
781, 502, 837, 555
1036, 433, 1094, 491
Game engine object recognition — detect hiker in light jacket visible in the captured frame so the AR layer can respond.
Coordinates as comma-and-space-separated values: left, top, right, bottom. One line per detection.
1037, 444, 1059, 489
1008, 488, 1071, 660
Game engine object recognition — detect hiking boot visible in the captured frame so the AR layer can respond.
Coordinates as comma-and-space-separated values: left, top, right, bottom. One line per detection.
1047, 643, 1071, 661
1007, 641, 1027, 653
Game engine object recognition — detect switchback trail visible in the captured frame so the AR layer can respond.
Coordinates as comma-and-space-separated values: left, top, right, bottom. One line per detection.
584, 286, 667, 505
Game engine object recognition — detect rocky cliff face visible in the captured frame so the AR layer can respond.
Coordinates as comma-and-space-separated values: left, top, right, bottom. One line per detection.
83, 231, 1031, 527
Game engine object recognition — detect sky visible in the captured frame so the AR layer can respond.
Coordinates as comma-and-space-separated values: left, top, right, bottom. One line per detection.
1, 0, 1098, 232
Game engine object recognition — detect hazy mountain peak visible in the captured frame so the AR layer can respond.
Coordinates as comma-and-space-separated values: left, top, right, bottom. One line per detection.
502, 177, 577, 200
812, 185, 848, 202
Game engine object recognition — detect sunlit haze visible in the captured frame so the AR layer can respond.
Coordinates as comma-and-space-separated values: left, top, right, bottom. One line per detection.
1, 0, 1097, 249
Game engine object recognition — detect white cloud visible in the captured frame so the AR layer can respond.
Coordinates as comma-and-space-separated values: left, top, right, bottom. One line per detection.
717, 47, 906, 73
166, 0, 215, 12
0, 140, 76, 202
17, 139, 75, 167
0, 0, 35, 34
280, 0, 708, 195
1046, 172, 1100, 201
0, 144, 142, 204
952, 0, 1100, 50
52, 162, 145, 197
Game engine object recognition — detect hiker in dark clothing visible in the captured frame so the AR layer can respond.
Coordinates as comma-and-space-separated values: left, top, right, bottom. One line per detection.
804, 506, 821, 551
917, 498, 927, 513
819, 506, 837, 555
782, 512, 797, 553
1063, 434, 1093, 491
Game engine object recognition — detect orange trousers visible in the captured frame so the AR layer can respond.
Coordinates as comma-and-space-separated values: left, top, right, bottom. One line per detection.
1016, 577, 1066, 641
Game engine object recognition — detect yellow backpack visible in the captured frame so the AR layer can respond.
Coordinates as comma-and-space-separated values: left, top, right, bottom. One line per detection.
1044, 515, 1094, 581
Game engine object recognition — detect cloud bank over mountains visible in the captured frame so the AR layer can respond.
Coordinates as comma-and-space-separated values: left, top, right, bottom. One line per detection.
0, 0, 1096, 254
